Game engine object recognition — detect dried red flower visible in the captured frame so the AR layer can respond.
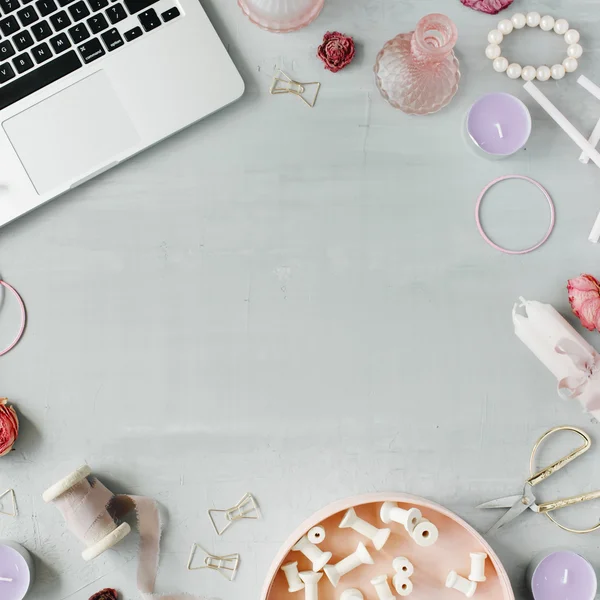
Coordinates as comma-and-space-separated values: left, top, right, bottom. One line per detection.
89, 589, 118, 600
317, 31, 355, 73
0, 399, 18, 457
460, 0, 513, 15
568, 274, 600, 331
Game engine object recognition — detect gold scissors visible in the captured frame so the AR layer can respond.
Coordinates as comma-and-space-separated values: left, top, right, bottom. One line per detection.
478, 426, 600, 534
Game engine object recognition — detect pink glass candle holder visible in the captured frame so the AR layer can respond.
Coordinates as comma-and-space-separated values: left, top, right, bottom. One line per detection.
374, 13, 460, 115
238, 0, 325, 33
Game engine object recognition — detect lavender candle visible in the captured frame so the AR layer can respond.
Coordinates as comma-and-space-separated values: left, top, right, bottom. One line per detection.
0, 541, 33, 600
466, 93, 531, 158
528, 551, 597, 600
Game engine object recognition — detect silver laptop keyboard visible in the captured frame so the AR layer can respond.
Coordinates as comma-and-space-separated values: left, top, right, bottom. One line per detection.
0, 0, 180, 110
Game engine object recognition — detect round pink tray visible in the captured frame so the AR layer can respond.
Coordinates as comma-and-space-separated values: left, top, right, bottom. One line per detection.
261, 493, 515, 600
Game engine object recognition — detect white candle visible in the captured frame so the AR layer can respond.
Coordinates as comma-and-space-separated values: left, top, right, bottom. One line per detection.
0, 541, 34, 600
513, 299, 600, 419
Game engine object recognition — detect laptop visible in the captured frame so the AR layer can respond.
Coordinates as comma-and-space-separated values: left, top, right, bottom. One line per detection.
0, 0, 244, 227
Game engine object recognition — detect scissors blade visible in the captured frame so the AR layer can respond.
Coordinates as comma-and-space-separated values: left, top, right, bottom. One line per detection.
486, 493, 535, 535
477, 494, 524, 510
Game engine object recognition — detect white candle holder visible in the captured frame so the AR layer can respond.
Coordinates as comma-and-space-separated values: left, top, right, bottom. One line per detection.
339, 508, 391, 550
371, 575, 395, 600
281, 561, 305, 593
292, 535, 332, 572
307, 526, 326, 545
299, 571, 322, 600
446, 571, 477, 598
380, 502, 422, 533
340, 590, 364, 600
393, 576, 413, 597
323, 542, 374, 587
411, 519, 438, 547
469, 552, 487, 583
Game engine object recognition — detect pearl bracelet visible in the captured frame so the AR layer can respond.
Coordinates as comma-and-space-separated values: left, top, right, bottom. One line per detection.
486, 12, 582, 81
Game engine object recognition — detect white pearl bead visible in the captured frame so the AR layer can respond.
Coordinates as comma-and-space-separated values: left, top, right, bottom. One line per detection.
536, 65, 551, 81
553, 18, 569, 35
563, 57, 578, 72
485, 44, 501, 59
493, 56, 508, 73
526, 11, 541, 27
521, 66, 537, 81
564, 29, 580, 44
567, 43, 583, 58
498, 19, 514, 35
511, 13, 526, 29
551, 64, 566, 79
540, 15, 555, 31
507, 63, 522, 79
488, 29, 503, 44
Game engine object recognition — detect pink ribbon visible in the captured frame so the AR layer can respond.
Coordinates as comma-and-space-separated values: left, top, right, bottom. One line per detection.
556, 338, 600, 412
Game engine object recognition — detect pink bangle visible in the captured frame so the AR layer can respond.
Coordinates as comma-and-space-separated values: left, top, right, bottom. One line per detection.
0, 280, 26, 357
475, 175, 555, 255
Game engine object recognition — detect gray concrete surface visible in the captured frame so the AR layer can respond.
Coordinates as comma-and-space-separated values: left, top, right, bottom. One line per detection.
3, 0, 600, 598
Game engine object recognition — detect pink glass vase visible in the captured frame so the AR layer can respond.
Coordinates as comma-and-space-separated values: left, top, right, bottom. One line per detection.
239, 0, 325, 33
374, 14, 460, 115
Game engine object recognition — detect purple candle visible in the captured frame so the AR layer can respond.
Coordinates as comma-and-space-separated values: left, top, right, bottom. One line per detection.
466, 93, 532, 158
0, 541, 33, 600
529, 551, 597, 600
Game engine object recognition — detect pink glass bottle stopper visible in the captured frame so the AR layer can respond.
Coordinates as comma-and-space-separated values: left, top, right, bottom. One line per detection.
374, 13, 460, 115
238, 0, 324, 33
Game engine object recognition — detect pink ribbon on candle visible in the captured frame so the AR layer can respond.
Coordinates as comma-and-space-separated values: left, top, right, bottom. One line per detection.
556, 339, 600, 412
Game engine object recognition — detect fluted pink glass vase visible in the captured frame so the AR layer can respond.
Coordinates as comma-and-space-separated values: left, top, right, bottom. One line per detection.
374, 14, 460, 115
239, 0, 325, 33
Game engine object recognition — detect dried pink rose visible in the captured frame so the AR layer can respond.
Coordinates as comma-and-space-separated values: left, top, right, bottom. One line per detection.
0, 399, 18, 457
568, 274, 600, 331
317, 31, 355, 73
460, 0, 513, 15
89, 589, 118, 600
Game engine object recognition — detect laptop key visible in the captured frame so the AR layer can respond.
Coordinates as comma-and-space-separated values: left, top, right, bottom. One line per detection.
100, 26, 122, 50
161, 6, 178, 22
67, 21, 88, 42
123, 25, 141, 41
0, 39, 15, 59
0, 0, 20, 14
88, 0, 107, 10
123, 0, 155, 14
31, 40, 51, 62
50, 9, 71, 29
0, 16, 19, 36
138, 7, 159, 31
105, 2, 125, 23
13, 30, 34, 50
17, 5, 38, 25
87, 12, 107, 32
12, 52, 33, 73
0, 62, 15, 83
49, 31, 70, 52
2, 50, 81, 109
78, 36, 103, 62
32, 20, 52, 40
57, 0, 75, 6
68, 0, 88, 20
35, 0, 56, 15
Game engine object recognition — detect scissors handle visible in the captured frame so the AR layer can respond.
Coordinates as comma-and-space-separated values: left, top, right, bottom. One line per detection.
527, 426, 591, 488
536, 489, 600, 514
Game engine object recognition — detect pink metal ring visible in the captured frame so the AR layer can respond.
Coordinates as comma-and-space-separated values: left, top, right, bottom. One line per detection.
475, 175, 555, 255
0, 280, 26, 357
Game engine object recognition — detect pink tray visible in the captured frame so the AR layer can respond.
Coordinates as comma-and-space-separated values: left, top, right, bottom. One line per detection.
261, 493, 515, 600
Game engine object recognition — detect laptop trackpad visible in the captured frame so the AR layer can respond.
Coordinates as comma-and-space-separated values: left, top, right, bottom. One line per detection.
3, 71, 140, 195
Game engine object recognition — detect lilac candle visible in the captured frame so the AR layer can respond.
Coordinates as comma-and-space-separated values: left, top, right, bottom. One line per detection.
0, 541, 33, 600
466, 93, 532, 158
528, 551, 597, 600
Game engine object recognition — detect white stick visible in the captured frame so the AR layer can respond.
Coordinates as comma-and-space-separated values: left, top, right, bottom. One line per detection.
580, 117, 600, 164
523, 81, 600, 169
0, 577, 13, 582
589, 210, 600, 243
577, 77, 600, 164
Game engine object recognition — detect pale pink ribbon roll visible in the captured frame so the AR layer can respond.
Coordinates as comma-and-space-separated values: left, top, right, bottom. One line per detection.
52, 474, 207, 600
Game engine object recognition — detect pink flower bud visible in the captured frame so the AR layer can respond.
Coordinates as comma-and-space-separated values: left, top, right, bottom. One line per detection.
0, 398, 18, 457
317, 31, 355, 73
460, 0, 513, 15
568, 274, 600, 332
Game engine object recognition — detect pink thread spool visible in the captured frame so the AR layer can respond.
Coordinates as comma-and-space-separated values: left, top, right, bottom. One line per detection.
43, 465, 131, 561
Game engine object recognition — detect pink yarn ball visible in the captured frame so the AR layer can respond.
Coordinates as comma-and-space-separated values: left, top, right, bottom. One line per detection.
460, 0, 513, 15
